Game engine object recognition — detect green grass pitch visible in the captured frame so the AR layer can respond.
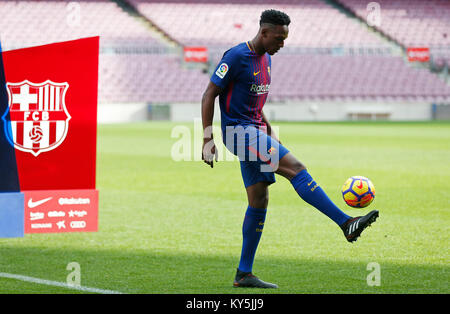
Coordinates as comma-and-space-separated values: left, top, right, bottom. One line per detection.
0, 121, 449, 294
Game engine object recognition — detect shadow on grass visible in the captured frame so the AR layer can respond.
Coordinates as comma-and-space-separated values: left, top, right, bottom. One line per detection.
0, 244, 448, 294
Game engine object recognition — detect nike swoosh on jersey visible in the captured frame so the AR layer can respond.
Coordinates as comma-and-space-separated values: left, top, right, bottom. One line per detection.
253, 71, 260, 76
28, 197, 53, 208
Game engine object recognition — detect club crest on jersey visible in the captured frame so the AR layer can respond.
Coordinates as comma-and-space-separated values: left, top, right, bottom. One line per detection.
2, 80, 71, 157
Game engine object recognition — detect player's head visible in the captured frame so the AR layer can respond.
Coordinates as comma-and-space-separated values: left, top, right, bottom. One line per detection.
258, 9, 290, 55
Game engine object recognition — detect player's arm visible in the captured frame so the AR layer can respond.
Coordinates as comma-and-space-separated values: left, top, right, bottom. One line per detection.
261, 110, 281, 144
201, 81, 221, 168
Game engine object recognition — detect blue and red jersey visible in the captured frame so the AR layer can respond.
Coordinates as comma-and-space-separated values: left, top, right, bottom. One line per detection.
210, 42, 271, 136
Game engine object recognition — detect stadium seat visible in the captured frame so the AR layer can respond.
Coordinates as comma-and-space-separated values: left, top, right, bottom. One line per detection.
1, 0, 448, 104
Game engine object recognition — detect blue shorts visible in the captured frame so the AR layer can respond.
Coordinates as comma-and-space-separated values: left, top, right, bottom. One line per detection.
223, 125, 290, 188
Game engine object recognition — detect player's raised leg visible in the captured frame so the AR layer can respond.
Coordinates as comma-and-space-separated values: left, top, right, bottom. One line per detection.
275, 152, 379, 241
276, 153, 352, 226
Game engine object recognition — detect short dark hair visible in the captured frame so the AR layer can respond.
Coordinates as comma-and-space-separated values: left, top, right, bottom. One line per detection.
260, 9, 291, 26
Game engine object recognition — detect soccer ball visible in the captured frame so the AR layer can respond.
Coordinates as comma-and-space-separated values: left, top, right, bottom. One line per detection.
342, 176, 375, 208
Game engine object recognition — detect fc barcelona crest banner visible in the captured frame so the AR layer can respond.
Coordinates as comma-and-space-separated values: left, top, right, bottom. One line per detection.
0, 37, 99, 191
4, 80, 71, 157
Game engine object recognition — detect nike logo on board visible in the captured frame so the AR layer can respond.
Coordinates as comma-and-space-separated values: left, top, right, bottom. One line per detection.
28, 197, 53, 208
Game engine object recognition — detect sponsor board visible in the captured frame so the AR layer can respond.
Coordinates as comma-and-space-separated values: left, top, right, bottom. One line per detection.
183, 46, 208, 63
24, 189, 98, 233
0, 38, 99, 237
407, 47, 430, 62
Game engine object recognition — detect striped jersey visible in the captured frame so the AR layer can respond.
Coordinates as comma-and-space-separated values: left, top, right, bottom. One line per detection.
210, 42, 271, 135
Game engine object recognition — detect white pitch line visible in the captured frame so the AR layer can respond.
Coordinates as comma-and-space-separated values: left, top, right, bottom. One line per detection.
0, 272, 123, 294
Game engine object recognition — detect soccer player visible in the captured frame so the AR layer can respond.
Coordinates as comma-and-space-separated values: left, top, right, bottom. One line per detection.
201, 9, 378, 288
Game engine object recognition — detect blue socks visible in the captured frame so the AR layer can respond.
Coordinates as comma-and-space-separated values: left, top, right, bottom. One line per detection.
238, 206, 267, 273
238, 170, 349, 273
290, 169, 350, 226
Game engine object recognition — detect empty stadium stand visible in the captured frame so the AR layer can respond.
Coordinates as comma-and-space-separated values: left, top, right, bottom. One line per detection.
0, 0, 168, 50
0, 0, 448, 116
127, 0, 391, 48
336, 0, 450, 64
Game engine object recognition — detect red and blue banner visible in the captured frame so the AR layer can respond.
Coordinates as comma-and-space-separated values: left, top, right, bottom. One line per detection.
0, 37, 99, 237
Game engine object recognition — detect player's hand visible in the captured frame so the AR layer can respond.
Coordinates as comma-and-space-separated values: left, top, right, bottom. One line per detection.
202, 138, 218, 168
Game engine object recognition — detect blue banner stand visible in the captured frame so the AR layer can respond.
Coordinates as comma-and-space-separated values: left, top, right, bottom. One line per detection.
0, 40, 24, 238
0, 192, 24, 238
